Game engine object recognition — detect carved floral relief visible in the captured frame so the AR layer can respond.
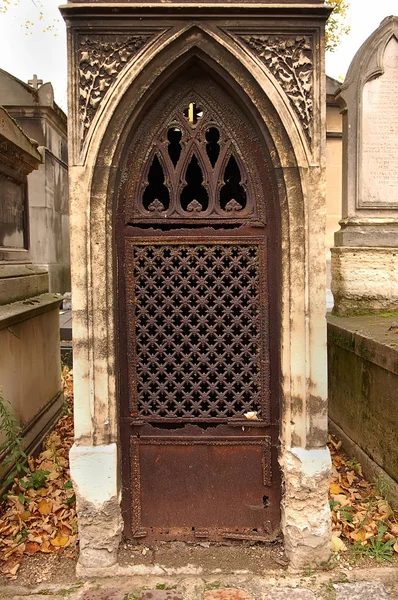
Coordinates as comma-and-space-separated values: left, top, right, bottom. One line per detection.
241, 35, 314, 142
78, 34, 152, 145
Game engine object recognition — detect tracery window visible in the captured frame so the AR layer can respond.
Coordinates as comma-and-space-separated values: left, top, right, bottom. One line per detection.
132, 101, 258, 223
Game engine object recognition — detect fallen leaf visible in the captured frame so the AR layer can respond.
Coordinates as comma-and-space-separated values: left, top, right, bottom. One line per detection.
25, 542, 40, 556
350, 530, 367, 542
332, 494, 351, 507
332, 535, 347, 552
50, 530, 69, 547
37, 499, 51, 515
391, 525, 398, 536
394, 542, 398, 554
330, 482, 344, 495
346, 471, 356, 486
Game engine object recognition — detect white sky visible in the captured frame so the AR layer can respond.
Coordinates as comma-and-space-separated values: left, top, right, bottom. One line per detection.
0, 0, 397, 112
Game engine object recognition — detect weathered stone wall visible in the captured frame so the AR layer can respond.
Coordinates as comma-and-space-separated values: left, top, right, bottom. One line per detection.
327, 315, 398, 486
0, 296, 63, 490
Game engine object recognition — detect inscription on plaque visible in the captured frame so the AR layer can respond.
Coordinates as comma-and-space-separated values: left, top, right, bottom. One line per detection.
360, 36, 398, 208
0, 174, 26, 249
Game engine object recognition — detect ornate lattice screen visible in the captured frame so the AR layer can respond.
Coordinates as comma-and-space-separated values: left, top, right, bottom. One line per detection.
127, 243, 269, 423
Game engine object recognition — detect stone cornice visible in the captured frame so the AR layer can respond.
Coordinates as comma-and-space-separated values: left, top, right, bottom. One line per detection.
60, 3, 331, 19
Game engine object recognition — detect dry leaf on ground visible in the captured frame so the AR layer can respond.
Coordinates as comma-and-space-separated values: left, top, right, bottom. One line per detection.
0, 368, 77, 579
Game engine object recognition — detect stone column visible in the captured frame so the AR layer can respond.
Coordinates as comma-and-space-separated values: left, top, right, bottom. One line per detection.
332, 17, 398, 314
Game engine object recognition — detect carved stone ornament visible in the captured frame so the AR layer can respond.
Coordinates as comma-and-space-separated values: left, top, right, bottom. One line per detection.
241, 35, 313, 142
78, 34, 152, 144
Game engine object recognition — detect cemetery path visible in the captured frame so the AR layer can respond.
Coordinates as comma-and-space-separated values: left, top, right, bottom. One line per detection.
0, 565, 398, 599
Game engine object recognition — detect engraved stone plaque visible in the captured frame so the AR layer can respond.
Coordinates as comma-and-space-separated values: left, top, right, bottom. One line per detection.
360, 36, 398, 208
0, 174, 26, 248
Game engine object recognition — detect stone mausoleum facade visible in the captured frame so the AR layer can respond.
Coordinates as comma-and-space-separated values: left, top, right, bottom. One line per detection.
61, 0, 333, 573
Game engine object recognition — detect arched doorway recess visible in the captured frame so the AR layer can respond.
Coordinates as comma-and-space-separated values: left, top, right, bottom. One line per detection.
117, 64, 281, 542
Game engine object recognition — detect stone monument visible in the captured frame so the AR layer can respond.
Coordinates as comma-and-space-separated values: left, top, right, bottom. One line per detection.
0, 68, 70, 294
61, 0, 332, 573
0, 107, 64, 491
332, 17, 398, 313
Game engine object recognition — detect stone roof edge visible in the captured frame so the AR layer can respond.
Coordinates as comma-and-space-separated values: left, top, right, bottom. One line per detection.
0, 106, 42, 163
0, 67, 67, 124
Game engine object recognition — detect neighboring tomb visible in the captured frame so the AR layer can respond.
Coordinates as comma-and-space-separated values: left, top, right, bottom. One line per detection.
332, 17, 398, 313
0, 69, 70, 294
0, 107, 63, 493
328, 314, 398, 505
328, 17, 398, 506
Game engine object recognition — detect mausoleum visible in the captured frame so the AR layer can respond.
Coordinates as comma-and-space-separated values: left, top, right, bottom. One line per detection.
61, 0, 333, 572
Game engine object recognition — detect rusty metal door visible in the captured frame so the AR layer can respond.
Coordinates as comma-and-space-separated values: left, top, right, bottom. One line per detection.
118, 69, 280, 543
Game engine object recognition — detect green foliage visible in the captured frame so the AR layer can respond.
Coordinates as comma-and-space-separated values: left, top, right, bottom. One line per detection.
326, 0, 351, 52
353, 524, 396, 563
0, 386, 29, 489
20, 469, 50, 491
374, 475, 392, 505
346, 457, 362, 475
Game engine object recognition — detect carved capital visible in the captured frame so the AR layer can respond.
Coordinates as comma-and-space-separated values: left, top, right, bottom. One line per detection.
240, 35, 313, 143
78, 34, 152, 146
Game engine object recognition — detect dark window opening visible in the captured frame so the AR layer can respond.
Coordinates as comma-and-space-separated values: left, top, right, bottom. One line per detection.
143, 154, 170, 212
220, 155, 247, 211
180, 155, 209, 212
205, 127, 220, 167
167, 127, 182, 167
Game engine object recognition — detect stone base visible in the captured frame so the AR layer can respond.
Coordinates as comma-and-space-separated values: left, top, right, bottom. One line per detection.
334, 220, 398, 248
69, 443, 123, 574
331, 247, 398, 314
280, 447, 332, 570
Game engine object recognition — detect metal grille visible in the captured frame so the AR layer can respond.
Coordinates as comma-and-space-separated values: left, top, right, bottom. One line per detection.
132, 244, 263, 420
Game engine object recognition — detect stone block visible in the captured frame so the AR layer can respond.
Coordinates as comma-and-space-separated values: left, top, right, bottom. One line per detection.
81, 590, 125, 600
203, 590, 252, 600
331, 247, 398, 314
334, 582, 389, 599
139, 592, 183, 600
0, 265, 49, 305
265, 591, 316, 599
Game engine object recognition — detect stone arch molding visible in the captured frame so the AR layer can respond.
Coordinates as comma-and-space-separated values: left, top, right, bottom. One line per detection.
76, 23, 317, 168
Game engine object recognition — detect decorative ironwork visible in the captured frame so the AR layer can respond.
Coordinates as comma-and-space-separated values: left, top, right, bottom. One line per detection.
134, 110, 255, 222
129, 244, 267, 421
240, 34, 313, 143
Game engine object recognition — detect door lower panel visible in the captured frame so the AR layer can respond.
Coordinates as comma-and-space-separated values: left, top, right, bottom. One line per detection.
130, 433, 278, 542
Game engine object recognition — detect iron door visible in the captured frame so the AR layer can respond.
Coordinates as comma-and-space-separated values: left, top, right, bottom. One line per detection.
118, 70, 280, 543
